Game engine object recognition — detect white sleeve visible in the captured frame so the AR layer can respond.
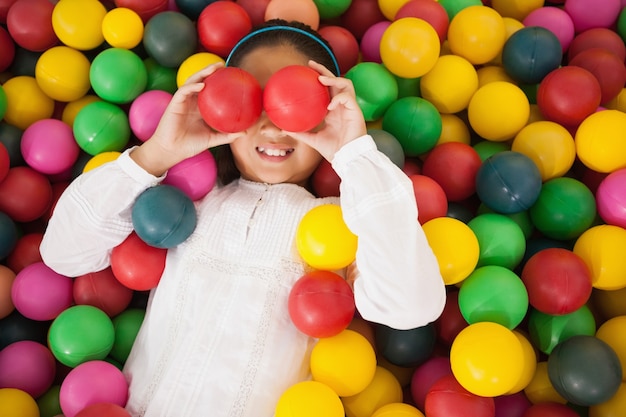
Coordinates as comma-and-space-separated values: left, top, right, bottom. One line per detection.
40, 148, 163, 277
332, 135, 446, 330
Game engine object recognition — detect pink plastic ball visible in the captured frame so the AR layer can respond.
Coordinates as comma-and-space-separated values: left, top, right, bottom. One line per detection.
360, 21, 390, 63
59, 360, 128, 417
597, 168, 626, 229
523, 6, 575, 52
0, 340, 56, 398
11, 261, 73, 321
564, 0, 621, 33
129, 90, 172, 142
21, 119, 80, 175
410, 356, 453, 411
161, 150, 217, 201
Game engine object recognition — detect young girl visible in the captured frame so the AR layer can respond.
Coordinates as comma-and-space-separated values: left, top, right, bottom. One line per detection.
41, 19, 446, 417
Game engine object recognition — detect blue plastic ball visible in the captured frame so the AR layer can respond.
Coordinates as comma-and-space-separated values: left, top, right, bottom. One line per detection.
502, 26, 563, 85
0, 211, 18, 259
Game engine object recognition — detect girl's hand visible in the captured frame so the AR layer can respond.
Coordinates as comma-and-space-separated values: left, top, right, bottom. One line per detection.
286, 61, 368, 162
131, 62, 240, 176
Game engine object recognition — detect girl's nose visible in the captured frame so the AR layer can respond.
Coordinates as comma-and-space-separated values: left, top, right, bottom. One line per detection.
258, 113, 284, 137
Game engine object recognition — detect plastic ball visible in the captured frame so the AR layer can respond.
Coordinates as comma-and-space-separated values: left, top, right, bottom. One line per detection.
491, 0, 543, 21
296, 204, 357, 270
360, 21, 390, 63
341, 366, 403, 417
447, 5, 506, 65
288, 270, 354, 338
467, 213, 526, 269
596, 315, 626, 374
589, 381, 626, 417
35, 45, 91, 102
73, 101, 130, 156
493, 392, 532, 417
102, 7, 144, 49
51, 0, 106, 50
522, 402, 579, 417
529, 177, 596, 240
197, 67, 262, 133
0, 85, 6, 122
421, 142, 481, 202
576, 109, 626, 173
340, 0, 387, 41
564, 0, 621, 33
311, 159, 340, 198
574, 224, 626, 290
523, 6, 575, 52
264, 65, 330, 132
468, 81, 530, 142
527, 305, 596, 355
37, 385, 63, 417
569, 47, 626, 105
161, 150, 217, 201
477, 65, 515, 86
48, 305, 115, 368
537, 66, 602, 128
437, 0, 483, 20
0, 340, 55, 398
0, 166, 52, 222
345, 62, 398, 121
523, 361, 567, 404
596, 168, 626, 228
128, 90, 172, 141
109, 308, 144, 364
501, 26, 564, 85
408, 174, 448, 224
197, 1, 251, 58
114, 0, 168, 22
0, 388, 39, 417
21, 119, 79, 175
310, 329, 377, 397
61, 95, 101, 127
372, 403, 424, 417
82, 151, 121, 174
275, 381, 344, 417
381, 96, 442, 156
0, 26, 15, 72
2, 75, 55, 130
508, 331, 537, 395
176, 52, 224, 87
142, 11, 197, 68
264, 0, 320, 30
521, 248, 592, 315
422, 216, 480, 285
437, 113, 470, 146
0, 212, 18, 261
313, 0, 351, 19
410, 356, 453, 411
75, 402, 131, 417
420, 54, 478, 114
6, 0, 57, 51
375, 322, 436, 368
0, 310, 50, 350
395, 0, 449, 43
450, 321, 526, 397
318, 25, 360, 75
424, 374, 495, 417
548, 335, 622, 406
0, 265, 16, 319
110, 231, 167, 291
73, 267, 134, 317
59, 360, 128, 417
369, 129, 405, 168
568, 27, 626, 63
380, 17, 440, 78
90, 48, 147, 104
434, 290, 467, 346
143, 57, 178, 93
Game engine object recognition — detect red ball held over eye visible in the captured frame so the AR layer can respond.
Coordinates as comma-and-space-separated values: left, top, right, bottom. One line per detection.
197, 67, 263, 133
263, 65, 331, 132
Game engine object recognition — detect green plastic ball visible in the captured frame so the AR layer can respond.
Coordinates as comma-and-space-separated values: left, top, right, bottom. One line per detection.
438, 0, 483, 19
144, 57, 178, 94
36, 385, 62, 417
345, 62, 398, 121
313, 0, 352, 19
527, 305, 596, 355
617, 7, 626, 43
0, 85, 7, 121
468, 212, 527, 269
90, 48, 147, 104
109, 308, 145, 365
472, 140, 510, 162
73, 101, 130, 156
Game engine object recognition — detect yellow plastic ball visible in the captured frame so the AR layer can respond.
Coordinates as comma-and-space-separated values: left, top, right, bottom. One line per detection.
437, 113, 471, 145
596, 316, 626, 379
422, 217, 479, 285
591, 287, 626, 321
176, 52, 225, 87
0, 388, 39, 417
310, 329, 377, 397
506, 330, 537, 395
491, 0, 545, 21
102, 7, 144, 50
378, 0, 411, 20
575, 109, 626, 173
523, 361, 567, 404
468, 81, 530, 142
605, 87, 626, 112
447, 5, 507, 65
420, 54, 479, 114
296, 204, 358, 270
489, 17, 525, 66
574, 225, 626, 290
450, 321, 526, 397
477, 65, 515, 87
35, 46, 91, 102
589, 382, 626, 417
512, 121, 576, 181
2, 75, 55, 130
380, 17, 441, 79
83, 151, 122, 173
275, 381, 344, 417
52, 0, 107, 51
342, 366, 403, 417
372, 402, 425, 417
62, 95, 102, 127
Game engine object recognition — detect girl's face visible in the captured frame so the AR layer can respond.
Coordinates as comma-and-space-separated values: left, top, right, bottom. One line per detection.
229, 44, 325, 187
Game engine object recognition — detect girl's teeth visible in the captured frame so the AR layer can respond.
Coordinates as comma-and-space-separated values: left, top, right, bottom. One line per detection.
258, 147, 289, 156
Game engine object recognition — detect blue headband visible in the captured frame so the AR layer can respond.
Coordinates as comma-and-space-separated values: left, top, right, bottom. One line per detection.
225, 25, 341, 77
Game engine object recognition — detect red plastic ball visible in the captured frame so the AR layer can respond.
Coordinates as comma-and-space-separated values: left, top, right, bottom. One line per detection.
75, 402, 132, 417
537, 66, 602, 128
494, 392, 532, 417
409, 174, 448, 225
5, 0, 57, 51
42, 181, 69, 224
236, 0, 271, 26
197, 1, 252, 58
264, 65, 330, 132
197, 67, 263, 133
311, 158, 340, 198
288, 270, 355, 338
0, 0, 18, 23
340, 0, 387, 40
568, 47, 626, 104
110, 231, 167, 291
521, 247, 592, 315
0, 141, 9, 183
395, 0, 449, 44
114, 0, 168, 22
567, 27, 626, 62
318, 25, 359, 75
422, 142, 482, 202
0, 166, 52, 223
73, 267, 134, 317
5, 232, 43, 274
522, 402, 579, 417
410, 356, 453, 411
434, 289, 467, 346
425, 374, 496, 417
0, 25, 14, 72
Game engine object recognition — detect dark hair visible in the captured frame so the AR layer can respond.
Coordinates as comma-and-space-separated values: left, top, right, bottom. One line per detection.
215, 19, 337, 186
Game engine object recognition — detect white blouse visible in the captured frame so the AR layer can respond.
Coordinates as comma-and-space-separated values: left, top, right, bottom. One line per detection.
40, 135, 446, 417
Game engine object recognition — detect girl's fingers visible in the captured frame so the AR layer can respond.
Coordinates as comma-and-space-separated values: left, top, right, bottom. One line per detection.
183, 61, 225, 85
308, 60, 335, 77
